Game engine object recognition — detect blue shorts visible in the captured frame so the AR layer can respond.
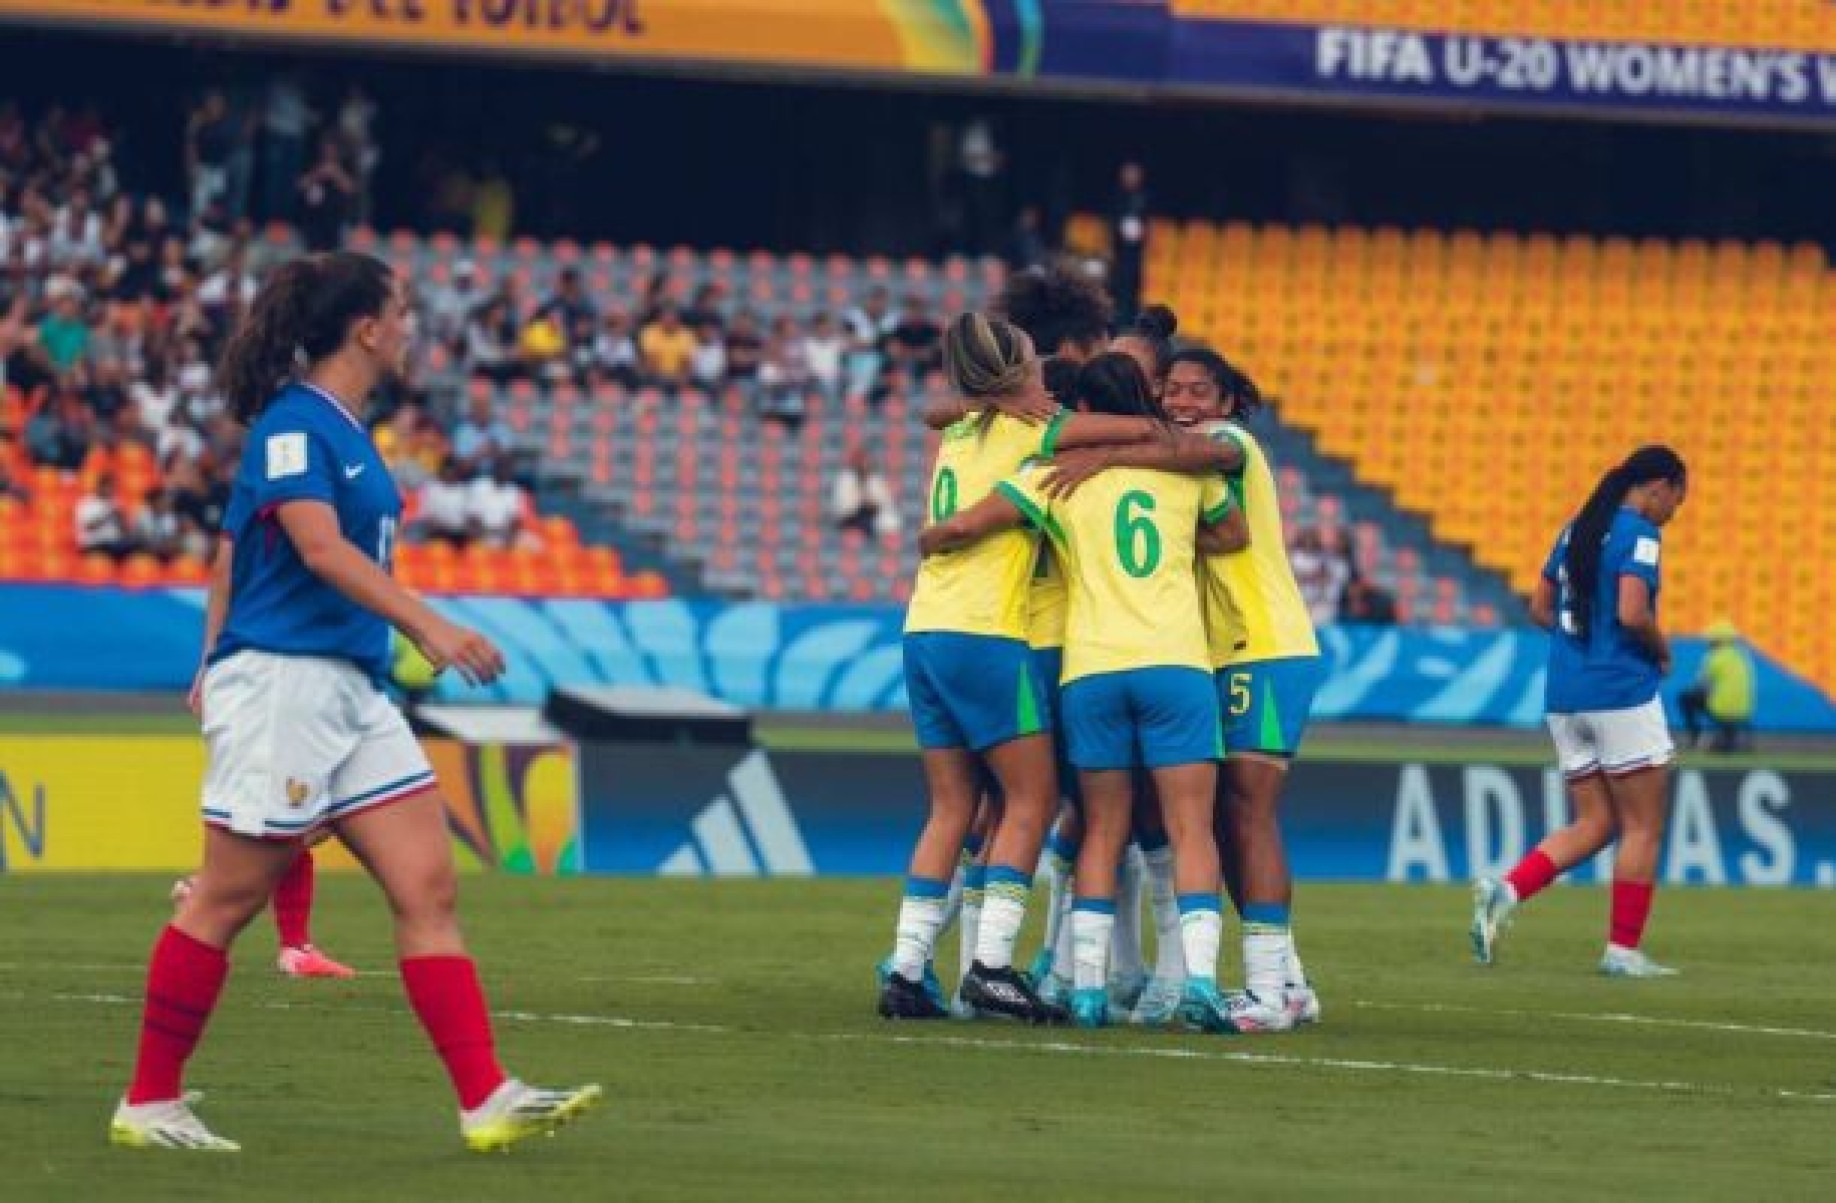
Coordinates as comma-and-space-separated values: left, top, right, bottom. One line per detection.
1217, 655, 1322, 759
1062, 667, 1222, 772
1031, 646, 1081, 806
904, 632, 1049, 752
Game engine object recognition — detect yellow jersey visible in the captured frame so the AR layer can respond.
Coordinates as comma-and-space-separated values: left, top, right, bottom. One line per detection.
1199, 420, 1320, 667
905, 411, 1066, 640
1001, 463, 1230, 685
1026, 542, 1068, 651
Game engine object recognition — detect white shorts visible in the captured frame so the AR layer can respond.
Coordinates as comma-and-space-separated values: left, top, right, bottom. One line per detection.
1546, 699, 1675, 780
200, 650, 436, 840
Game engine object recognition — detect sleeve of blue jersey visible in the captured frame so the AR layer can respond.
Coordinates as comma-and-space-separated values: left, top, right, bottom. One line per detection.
1614, 519, 1662, 589
245, 421, 339, 514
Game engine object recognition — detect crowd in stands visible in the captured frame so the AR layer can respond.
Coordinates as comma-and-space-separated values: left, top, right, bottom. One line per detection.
438, 262, 946, 430
0, 97, 547, 582
1290, 522, 1397, 627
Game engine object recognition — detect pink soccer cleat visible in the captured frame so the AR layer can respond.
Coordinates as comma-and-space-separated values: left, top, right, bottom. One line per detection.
277, 945, 357, 979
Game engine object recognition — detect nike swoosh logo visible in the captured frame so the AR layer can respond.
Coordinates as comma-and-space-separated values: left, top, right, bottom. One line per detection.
344, 464, 366, 479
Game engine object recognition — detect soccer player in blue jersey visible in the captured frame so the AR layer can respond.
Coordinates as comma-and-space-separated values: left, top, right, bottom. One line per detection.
1474, 446, 1688, 978
111, 252, 600, 1153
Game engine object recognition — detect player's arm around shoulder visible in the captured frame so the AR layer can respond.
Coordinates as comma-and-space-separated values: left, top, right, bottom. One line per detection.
1039, 429, 1233, 501
917, 487, 1027, 558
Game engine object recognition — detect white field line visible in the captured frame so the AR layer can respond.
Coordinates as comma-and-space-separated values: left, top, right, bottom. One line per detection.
1352, 999, 1836, 1043
0, 963, 713, 986
17, 989, 1836, 1104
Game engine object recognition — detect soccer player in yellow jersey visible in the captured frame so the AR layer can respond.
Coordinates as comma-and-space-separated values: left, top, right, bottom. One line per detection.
921, 353, 1248, 1032
879, 315, 1162, 1023
1045, 346, 1324, 1033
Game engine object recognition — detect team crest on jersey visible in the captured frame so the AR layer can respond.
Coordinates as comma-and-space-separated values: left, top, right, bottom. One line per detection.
285, 778, 311, 808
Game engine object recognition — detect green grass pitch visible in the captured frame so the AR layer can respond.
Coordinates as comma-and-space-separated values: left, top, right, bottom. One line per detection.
3, 876, 1834, 1200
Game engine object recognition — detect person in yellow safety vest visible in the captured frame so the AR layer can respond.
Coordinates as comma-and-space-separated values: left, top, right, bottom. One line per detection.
1678, 619, 1755, 753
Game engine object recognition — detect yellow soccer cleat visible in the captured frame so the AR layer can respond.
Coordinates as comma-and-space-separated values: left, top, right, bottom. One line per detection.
110, 1097, 241, 1152
461, 1080, 603, 1153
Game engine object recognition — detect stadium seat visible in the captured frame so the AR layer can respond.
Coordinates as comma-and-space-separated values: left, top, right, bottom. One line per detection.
1153, 216, 1836, 693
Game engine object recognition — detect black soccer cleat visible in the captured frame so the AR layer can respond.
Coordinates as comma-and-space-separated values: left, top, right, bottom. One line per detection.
959, 961, 1069, 1026
878, 970, 949, 1020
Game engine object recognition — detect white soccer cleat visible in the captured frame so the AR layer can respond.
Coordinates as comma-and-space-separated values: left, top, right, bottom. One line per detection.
1127, 975, 1186, 1027
461, 1078, 603, 1153
109, 1097, 240, 1152
1599, 946, 1679, 979
1285, 981, 1322, 1027
1221, 989, 1296, 1034
1470, 877, 1517, 966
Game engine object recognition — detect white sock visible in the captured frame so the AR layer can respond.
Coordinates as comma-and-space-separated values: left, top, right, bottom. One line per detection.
1178, 903, 1223, 983
973, 867, 1031, 970
892, 881, 949, 981
1072, 903, 1116, 992
1110, 845, 1146, 981
1051, 874, 1077, 981
1141, 844, 1183, 980
1244, 926, 1289, 998
958, 867, 985, 981
1035, 829, 1076, 969
1286, 937, 1308, 988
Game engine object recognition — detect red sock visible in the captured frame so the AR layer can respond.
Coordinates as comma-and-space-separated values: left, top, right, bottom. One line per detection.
126, 925, 230, 1105
1610, 880, 1656, 950
400, 956, 507, 1111
272, 849, 315, 949
1503, 849, 1560, 902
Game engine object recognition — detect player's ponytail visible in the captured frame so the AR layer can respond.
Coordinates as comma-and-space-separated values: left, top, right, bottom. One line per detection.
943, 311, 1035, 402
218, 251, 394, 423
1167, 346, 1268, 421
1563, 445, 1687, 640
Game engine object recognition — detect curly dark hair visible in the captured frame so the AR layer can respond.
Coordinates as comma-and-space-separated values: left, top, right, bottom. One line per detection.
994, 265, 1114, 359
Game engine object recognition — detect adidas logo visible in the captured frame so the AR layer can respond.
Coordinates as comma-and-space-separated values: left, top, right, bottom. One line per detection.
656, 750, 815, 877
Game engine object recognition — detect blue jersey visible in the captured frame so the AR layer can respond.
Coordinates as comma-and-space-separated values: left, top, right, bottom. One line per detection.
1542, 507, 1664, 714
211, 383, 400, 681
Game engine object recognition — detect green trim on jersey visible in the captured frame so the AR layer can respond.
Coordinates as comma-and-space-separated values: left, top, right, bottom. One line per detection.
995, 480, 1066, 548
1040, 411, 1069, 458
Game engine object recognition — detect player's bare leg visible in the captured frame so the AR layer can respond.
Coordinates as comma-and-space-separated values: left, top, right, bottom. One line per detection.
882, 747, 980, 1018
1599, 767, 1677, 977
114, 828, 300, 1152
336, 791, 601, 1150
1068, 769, 1134, 1027
1220, 754, 1305, 1029
959, 734, 1066, 1024
1475, 773, 1616, 965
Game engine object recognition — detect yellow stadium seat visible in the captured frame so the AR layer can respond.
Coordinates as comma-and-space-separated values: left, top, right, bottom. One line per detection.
1152, 218, 1836, 697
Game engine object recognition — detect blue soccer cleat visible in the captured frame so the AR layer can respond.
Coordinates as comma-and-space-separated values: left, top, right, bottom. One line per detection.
1176, 977, 1237, 1035
1070, 987, 1109, 1029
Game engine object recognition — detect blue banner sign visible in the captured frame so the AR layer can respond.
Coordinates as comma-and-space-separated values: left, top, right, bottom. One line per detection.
0, 586, 1830, 733
1167, 21, 1836, 124
576, 745, 1836, 887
